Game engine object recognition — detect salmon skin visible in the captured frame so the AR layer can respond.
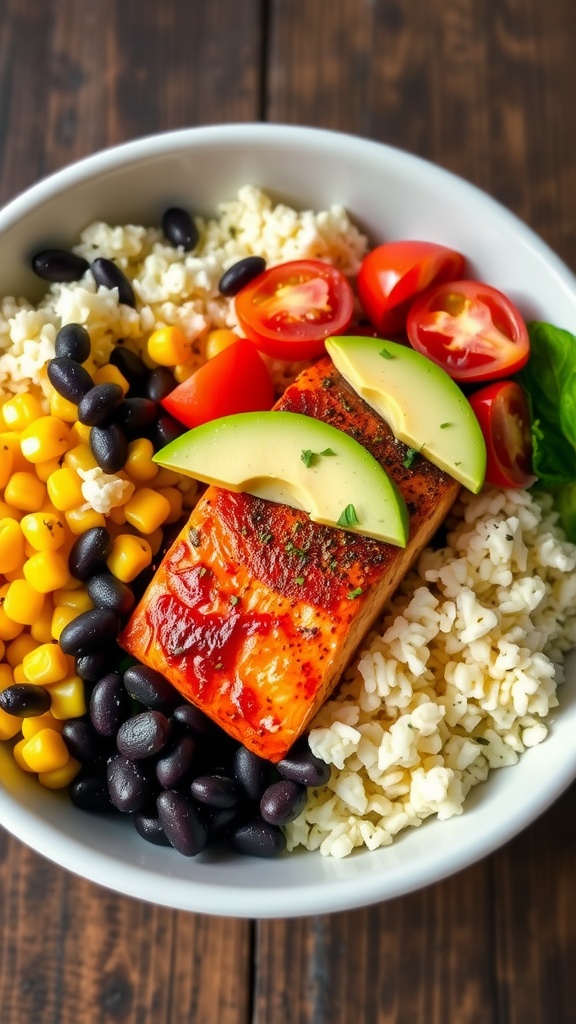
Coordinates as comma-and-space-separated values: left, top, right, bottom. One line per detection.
119, 357, 460, 762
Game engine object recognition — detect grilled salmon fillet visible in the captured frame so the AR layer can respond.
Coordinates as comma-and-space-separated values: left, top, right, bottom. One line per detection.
119, 357, 460, 761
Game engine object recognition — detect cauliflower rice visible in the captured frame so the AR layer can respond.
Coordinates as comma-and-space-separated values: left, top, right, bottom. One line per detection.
1, 185, 575, 858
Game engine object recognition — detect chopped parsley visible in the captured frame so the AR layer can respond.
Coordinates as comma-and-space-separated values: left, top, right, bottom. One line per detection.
402, 447, 418, 469
285, 540, 308, 560
300, 447, 336, 468
379, 346, 394, 360
259, 531, 273, 544
440, 422, 452, 429
347, 587, 363, 600
337, 503, 359, 527
229, 595, 240, 606
295, 576, 305, 585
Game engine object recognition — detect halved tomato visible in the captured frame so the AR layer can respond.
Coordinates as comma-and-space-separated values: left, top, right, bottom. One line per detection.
235, 259, 354, 361
161, 338, 274, 429
357, 240, 465, 335
468, 380, 536, 488
407, 280, 530, 382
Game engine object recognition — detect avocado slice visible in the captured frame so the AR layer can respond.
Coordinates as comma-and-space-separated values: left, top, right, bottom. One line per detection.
154, 410, 409, 546
326, 336, 486, 492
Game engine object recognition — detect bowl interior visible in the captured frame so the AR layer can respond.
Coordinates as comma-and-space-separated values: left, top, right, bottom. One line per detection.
1, 124, 576, 917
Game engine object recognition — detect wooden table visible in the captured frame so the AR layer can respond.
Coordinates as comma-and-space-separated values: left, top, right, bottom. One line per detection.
1, 1, 576, 1021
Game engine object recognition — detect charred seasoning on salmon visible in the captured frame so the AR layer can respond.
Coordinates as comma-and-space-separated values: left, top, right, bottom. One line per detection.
119, 357, 460, 761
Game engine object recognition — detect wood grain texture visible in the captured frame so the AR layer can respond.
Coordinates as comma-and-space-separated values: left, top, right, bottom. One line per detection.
1, 0, 576, 1022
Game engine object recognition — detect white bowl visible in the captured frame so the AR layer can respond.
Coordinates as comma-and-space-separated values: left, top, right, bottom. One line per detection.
1, 124, 576, 918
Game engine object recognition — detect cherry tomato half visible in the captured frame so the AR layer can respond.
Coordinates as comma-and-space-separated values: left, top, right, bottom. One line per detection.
357, 240, 465, 335
407, 279, 530, 382
161, 338, 274, 429
468, 380, 536, 488
235, 259, 354, 361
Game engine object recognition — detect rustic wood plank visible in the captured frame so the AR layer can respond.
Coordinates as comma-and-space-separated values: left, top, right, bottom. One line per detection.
0, 1, 261, 1021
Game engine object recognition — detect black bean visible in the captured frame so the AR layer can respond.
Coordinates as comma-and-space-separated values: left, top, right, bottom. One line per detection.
116, 710, 171, 760
68, 526, 112, 581
145, 367, 176, 402
151, 415, 183, 451
91, 257, 136, 308
123, 665, 180, 714
70, 772, 116, 813
260, 780, 307, 826
233, 746, 273, 803
62, 717, 106, 765
47, 356, 93, 403
90, 671, 131, 737
171, 703, 222, 740
190, 774, 241, 809
78, 383, 124, 426
31, 248, 90, 283
218, 256, 266, 297
116, 397, 157, 435
86, 573, 134, 616
161, 207, 199, 252
75, 649, 119, 683
90, 422, 128, 472
0, 683, 51, 718
156, 790, 208, 856
55, 323, 91, 362
133, 809, 172, 847
107, 754, 153, 813
59, 608, 120, 656
230, 818, 286, 858
207, 805, 242, 842
276, 741, 331, 787
109, 345, 146, 386
155, 735, 195, 788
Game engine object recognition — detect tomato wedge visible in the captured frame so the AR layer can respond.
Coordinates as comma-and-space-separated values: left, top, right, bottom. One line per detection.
161, 338, 274, 429
468, 380, 536, 488
357, 240, 465, 335
235, 259, 354, 361
407, 280, 530, 382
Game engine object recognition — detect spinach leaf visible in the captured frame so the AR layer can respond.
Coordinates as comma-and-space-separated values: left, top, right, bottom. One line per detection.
518, 322, 576, 486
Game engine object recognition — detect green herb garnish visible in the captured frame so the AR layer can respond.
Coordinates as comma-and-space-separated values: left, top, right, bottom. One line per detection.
229, 595, 240, 606
337, 503, 359, 527
440, 422, 452, 429
300, 447, 336, 468
402, 448, 418, 469
380, 346, 394, 360
295, 576, 305, 585
347, 587, 363, 599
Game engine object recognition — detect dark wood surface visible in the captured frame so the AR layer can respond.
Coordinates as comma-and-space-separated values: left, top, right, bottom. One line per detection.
1, 1, 576, 1021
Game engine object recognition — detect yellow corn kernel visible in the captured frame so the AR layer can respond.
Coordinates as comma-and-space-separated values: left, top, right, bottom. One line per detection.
0, 518, 25, 573
49, 675, 86, 720
6, 633, 38, 668
92, 364, 130, 393
0, 663, 14, 690
147, 325, 191, 366
13, 738, 35, 772
0, 640, 5, 661
108, 504, 127, 525
106, 533, 152, 583
39, 757, 82, 789
63, 443, 97, 474
205, 328, 240, 360
22, 710, 63, 739
4, 472, 46, 512
0, 605, 24, 641
0, 432, 30, 473
52, 587, 92, 612
64, 506, 106, 535
46, 466, 85, 511
20, 512, 66, 552
125, 437, 158, 482
23, 550, 70, 594
123, 487, 171, 534
20, 728, 70, 773
68, 421, 92, 446
3, 580, 44, 625
13, 664, 27, 683
153, 466, 181, 488
0, 706, 22, 741
51, 605, 79, 641
48, 386, 78, 423
31, 599, 55, 644
20, 416, 71, 464
173, 363, 195, 384
157, 486, 183, 524
0, 443, 14, 488
35, 458, 63, 483
22, 641, 69, 685
0, 499, 21, 521
1, 393, 44, 431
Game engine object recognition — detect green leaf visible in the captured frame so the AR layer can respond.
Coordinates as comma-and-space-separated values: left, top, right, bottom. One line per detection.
402, 447, 418, 469
301, 449, 314, 468
347, 586, 363, 599
379, 346, 394, 360
337, 503, 359, 526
